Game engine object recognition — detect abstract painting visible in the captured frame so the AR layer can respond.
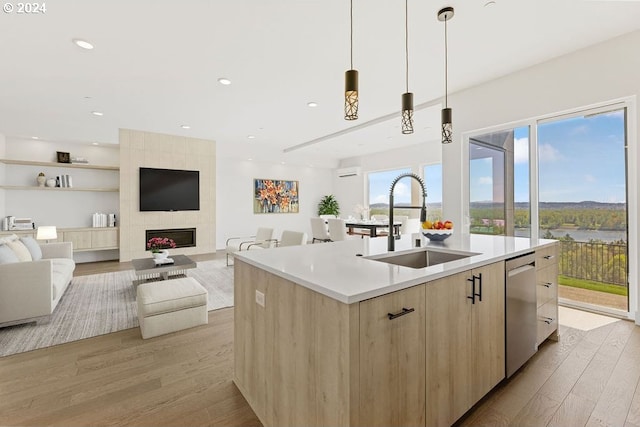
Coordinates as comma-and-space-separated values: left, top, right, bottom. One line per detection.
254, 179, 299, 214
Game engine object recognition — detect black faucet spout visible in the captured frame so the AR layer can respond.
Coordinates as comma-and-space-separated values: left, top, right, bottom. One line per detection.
388, 173, 428, 251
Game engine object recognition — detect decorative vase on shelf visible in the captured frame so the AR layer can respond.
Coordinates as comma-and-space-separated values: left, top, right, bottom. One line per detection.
46, 178, 56, 187
37, 173, 46, 187
152, 250, 169, 260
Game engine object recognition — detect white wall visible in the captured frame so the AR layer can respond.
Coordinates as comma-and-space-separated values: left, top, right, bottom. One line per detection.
216, 158, 333, 249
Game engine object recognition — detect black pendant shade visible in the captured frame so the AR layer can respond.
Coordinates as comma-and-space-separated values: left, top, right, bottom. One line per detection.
401, 92, 414, 134
344, 69, 359, 120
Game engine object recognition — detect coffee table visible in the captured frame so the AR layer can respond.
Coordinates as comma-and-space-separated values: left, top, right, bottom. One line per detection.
131, 254, 197, 285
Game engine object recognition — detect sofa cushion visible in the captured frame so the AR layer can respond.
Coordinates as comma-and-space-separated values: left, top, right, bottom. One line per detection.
20, 236, 43, 261
0, 234, 19, 245
51, 258, 75, 301
6, 240, 32, 262
0, 244, 20, 264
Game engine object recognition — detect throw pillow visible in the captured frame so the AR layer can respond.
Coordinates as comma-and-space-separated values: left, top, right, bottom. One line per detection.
6, 240, 33, 262
20, 236, 43, 261
0, 244, 20, 264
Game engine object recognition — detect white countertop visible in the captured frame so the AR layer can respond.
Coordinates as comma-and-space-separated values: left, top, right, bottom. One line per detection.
234, 233, 557, 304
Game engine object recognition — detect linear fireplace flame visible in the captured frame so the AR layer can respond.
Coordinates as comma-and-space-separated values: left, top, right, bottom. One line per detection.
145, 228, 196, 250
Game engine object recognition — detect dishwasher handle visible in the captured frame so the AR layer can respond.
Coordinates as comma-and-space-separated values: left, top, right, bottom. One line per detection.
507, 263, 535, 278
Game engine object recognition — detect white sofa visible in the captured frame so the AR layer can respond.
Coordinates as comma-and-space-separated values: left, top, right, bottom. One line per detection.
0, 235, 75, 326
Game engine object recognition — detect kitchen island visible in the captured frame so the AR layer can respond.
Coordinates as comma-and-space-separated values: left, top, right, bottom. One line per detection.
233, 233, 559, 427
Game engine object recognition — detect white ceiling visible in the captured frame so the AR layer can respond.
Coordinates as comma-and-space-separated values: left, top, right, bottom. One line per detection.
1, 0, 640, 168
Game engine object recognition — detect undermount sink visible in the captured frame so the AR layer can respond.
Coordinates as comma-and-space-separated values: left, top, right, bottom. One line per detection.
367, 248, 477, 269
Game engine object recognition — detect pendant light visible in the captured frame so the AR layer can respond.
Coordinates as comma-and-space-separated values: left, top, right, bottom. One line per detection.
438, 6, 454, 144
344, 0, 358, 120
401, 0, 414, 134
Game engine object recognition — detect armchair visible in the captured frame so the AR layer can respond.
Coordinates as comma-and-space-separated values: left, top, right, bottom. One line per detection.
225, 227, 274, 266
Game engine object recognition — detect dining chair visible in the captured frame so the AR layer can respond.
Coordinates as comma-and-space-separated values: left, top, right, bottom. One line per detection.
327, 218, 347, 242
279, 230, 308, 247
225, 227, 274, 266
310, 217, 331, 243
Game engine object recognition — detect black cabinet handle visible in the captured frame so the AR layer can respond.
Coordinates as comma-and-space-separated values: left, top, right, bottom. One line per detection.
387, 307, 415, 320
542, 282, 553, 288
541, 317, 554, 324
467, 277, 476, 304
543, 255, 555, 260
475, 273, 482, 302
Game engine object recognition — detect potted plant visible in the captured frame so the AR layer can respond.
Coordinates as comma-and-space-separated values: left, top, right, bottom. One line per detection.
318, 195, 340, 217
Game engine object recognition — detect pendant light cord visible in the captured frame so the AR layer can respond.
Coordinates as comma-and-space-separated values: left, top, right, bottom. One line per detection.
405, 0, 409, 93
444, 16, 448, 108
350, 0, 354, 70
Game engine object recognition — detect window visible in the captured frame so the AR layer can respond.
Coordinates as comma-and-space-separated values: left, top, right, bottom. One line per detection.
368, 168, 411, 218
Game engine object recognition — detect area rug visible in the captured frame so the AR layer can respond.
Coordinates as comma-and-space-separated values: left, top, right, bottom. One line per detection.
0, 259, 234, 357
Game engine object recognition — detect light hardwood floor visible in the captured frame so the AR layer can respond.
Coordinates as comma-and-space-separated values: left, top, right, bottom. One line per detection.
1, 257, 639, 427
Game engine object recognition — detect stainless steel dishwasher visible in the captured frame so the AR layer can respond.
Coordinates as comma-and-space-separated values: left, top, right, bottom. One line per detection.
505, 252, 537, 378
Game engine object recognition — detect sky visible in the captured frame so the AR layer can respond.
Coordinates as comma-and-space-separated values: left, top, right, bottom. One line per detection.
470, 109, 626, 204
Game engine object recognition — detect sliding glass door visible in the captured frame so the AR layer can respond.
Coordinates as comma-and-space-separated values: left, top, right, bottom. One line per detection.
538, 107, 629, 313
467, 105, 629, 315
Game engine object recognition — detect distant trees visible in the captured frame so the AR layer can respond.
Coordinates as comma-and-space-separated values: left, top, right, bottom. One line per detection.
470, 207, 627, 232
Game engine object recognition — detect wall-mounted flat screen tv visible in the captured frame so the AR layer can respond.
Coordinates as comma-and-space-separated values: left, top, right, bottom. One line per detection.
139, 167, 200, 211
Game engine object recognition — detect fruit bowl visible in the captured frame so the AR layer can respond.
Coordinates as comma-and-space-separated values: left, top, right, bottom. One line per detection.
422, 229, 453, 241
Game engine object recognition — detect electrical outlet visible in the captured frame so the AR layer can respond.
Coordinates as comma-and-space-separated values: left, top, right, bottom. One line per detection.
255, 290, 265, 307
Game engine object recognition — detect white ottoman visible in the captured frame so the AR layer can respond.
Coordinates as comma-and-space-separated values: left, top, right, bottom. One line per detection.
137, 277, 208, 339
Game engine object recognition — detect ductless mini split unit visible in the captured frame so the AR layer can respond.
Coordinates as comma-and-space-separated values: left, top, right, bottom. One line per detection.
336, 166, 361, 178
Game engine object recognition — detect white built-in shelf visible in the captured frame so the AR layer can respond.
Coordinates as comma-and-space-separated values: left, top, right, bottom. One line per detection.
0, 185, 119, 192
0, 158, 119, 171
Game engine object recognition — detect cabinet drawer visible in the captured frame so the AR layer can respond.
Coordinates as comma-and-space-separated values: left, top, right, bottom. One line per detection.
536, 245, 559, 270
537, 300, 558, 346
537, 266, 558, 308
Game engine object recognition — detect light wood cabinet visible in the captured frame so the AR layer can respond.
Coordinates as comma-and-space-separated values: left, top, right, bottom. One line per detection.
234, 259, 508, 427
425, 261, 505, 426
0, 228, 118, 252
90, 228, 119, 249
536, 244, 559, 345
359, 284, 426, 427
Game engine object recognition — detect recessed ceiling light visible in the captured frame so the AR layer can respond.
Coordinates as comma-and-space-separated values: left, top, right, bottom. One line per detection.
247, 135, 255, 139
92, 142, 99, 146
281, 161, 286, 165
91, 111, 103, 116
181, 125, 191, 129
218, 78, 231, 85
31, 136, 39, 140
73, 39, 94, 50
248, 158, 253, 161
307, 102, 318, 108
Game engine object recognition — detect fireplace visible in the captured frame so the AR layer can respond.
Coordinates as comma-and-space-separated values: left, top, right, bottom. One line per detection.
145, 228, 196, 250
